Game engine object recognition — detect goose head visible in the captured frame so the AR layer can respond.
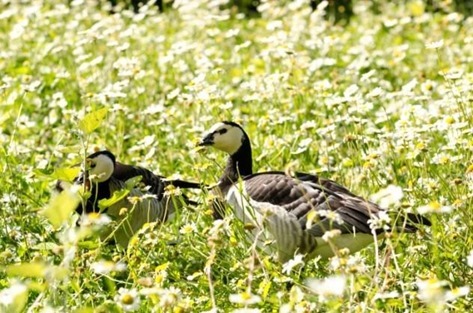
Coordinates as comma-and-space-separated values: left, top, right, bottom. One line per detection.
198, 121, 249, 155
85, 150, 116, 183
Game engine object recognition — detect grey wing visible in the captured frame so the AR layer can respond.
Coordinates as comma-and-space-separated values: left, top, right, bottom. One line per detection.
294, 172, 358, 196
114, 162, 167, 199
304, 195, 381, 236
243, 172, 382, 236
115, 162, 203, 196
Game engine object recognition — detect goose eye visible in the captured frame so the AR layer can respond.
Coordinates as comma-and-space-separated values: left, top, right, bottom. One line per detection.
90, 162, 96, 169
219, 128, 228, 134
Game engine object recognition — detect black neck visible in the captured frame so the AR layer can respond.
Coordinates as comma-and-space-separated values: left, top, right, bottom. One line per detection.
220, 137, 253, 186
78, 180, 111, 215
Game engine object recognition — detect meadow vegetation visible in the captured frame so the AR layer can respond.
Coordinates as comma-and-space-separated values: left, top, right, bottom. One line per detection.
1, 0, 473, 312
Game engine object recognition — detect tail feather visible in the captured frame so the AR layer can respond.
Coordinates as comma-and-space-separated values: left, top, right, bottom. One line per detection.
406, 213, 431, 227
394, 213, 431, 233
164, 179, 205, 189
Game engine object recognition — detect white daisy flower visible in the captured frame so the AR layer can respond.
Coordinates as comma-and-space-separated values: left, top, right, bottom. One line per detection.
115, 288, 140, 312
90, 260, 126, 275
305, 275, 346, 301
282, 254, 304, 275
229, 292, 261, 305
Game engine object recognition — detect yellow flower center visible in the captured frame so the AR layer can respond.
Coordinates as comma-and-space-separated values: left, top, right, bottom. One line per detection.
88, 212, 101, 220
445, 116, 455, 124
121, 294, 134, 305
429, 201, 441, 211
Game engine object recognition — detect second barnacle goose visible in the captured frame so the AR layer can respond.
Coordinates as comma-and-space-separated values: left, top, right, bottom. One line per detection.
57, 150, 201, 247
198, 121, 430, 262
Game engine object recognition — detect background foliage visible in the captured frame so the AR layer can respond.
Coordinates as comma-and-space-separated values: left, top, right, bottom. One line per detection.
110, 0, 473, 21
1, 0, 472, 312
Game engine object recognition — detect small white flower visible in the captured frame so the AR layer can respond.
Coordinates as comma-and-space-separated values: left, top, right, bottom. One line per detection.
141, 194, 158, 200
432, 152, 460, 165
229, 292, 261, 305
317, 210, 344, 225
299, 138, 313, 148
50, 92, 68, 108
232, 309, 261, 313
113, 56, 142, 78
180, 223, 197, 235
140, 135, 156, 148
164, 186, 183, 197
343, 84, 359, 97
80, 213, 112, 227
417, 177, 440, 193
417, 201, 452, 214
140, 287, 162, 296
90, 260, 126, 275
445, 286, 470, 302
416, 278, 447, 304
443, 69, 463, 80
401, 78, 418, 93
370, 185, 404, 208
467, 250, 473, 268
417, 278, 469, 304
159, 287, 181, 307
292, 138, 313, 154
1, 193, 18, 203
143, 102, 165, 115
282, 254, 304, 275
425, 40, 444, 49
115, 288, 140, 312
305, 275, 346, 301
368, 211, 391, 231
300, 121, 317, 130
186, 271, 203, 281
322, 229, 341, 242
167, 88, 181, 100
367, 87, 384, 98
383, 18, 398, 27
373, 290, 400, 300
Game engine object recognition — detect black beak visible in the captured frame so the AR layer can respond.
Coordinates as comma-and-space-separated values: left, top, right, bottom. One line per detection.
76, 171, 87, 184
198, 134, 214, 146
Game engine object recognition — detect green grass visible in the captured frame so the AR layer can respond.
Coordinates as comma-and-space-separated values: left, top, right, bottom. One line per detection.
1, 0, 473, 312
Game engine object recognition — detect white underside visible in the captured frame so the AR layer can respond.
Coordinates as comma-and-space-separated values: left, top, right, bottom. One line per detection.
225, 184, 381, 262
311, 233, 381, 259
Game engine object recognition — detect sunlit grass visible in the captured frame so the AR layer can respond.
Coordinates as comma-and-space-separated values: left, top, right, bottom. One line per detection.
1, 0, 472, 311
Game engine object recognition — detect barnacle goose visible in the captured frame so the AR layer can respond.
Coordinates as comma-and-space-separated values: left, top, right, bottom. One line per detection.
57, 150, 201, 247
198, 121, 430, 262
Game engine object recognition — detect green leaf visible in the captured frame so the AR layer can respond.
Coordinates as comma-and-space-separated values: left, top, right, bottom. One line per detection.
98, 189, 130, 210
259, 278, 272, 300
78, 108, 108, 134
30, 242, 59, 251
5, 263, 69, 283
52, 167, 81, 182
5, 262, 47, 278
77, 241, 100, 250
27, 281, 46, 293
41, 190, 81, 229
124, 175, 143, 190
103, 276, 116, 293
49, 266, 69, 281
73, 308, 95, 313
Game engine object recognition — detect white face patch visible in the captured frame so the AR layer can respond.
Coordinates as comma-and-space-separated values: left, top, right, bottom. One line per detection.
88, 154, 114, 183
205, 122, 245, 155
